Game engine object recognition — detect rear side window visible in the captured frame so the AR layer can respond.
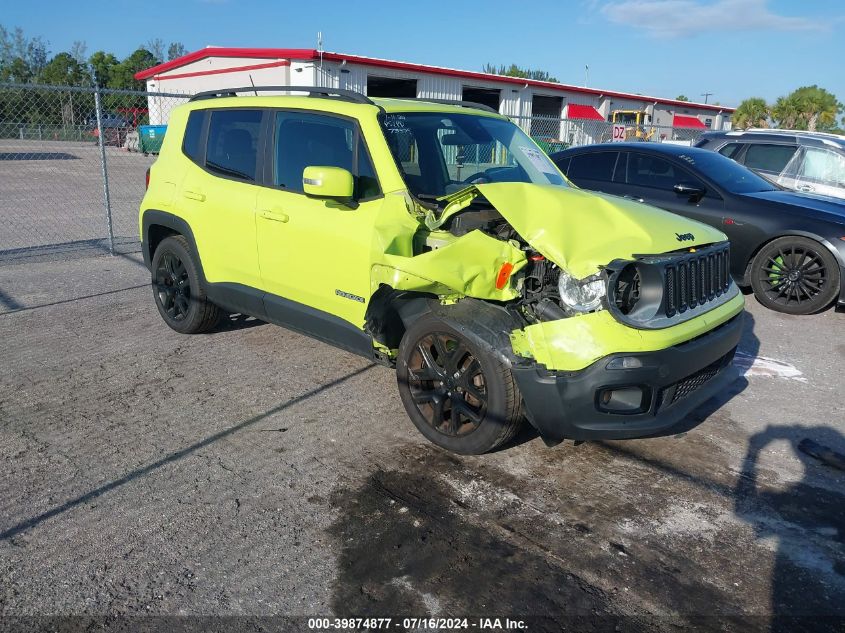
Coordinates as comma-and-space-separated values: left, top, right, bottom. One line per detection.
717, 143, 743, 159
182, 111, 205, 163
743, 143, 799, 173
274, 111, 380, 199
568, 152, 618, 182
205, 109, 262, 182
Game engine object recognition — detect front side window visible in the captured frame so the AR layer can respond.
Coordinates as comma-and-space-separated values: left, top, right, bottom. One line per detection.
798, 147, 845, 186
205, 109, 262, 182
743, 143, 799, 173
382, 112, 565, 198
626, 153, 685, 189
274, 111, 379, 199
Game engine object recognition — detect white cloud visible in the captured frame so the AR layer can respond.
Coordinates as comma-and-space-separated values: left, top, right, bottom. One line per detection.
599, 0, 827, 38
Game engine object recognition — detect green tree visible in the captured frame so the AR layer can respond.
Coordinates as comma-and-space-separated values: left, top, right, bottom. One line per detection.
39, 52, 86, 86
89, 50, 118, 86
734, 97, 770, 129
788, 85, 842, 132
0, 24, 49, 82
771, 94, 801, 129
675, 94, 689, 101
167, 42, 186, 61
482, 63, 558, 83
109, 47, 157, 89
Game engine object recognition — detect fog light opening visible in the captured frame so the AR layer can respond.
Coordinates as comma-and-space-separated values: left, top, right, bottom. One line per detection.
597, 386, 648, 413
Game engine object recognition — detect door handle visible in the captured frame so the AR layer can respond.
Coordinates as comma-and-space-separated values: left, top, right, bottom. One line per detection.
796, 185, 814, 192
260, 209, 289, 223
184, 190, 206, 202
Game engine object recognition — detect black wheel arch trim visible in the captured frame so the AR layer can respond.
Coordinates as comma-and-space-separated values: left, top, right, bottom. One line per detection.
141, 209, 206, 284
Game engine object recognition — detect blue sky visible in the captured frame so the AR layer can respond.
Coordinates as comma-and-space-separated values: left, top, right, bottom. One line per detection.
5, 0, 844, 107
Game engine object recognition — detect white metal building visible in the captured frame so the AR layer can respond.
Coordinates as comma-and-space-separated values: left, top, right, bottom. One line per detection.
136, 47, 734, 132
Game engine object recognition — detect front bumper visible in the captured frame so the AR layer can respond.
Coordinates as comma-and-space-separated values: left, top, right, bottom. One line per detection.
511, 313, 743, 441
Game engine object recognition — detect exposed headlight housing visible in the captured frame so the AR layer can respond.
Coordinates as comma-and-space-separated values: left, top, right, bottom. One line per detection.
557, 270, 606, 313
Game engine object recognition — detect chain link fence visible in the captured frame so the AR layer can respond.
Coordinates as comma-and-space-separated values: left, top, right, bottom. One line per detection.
0, 82, 708, 262
517, 115, 706, 154
0, 82, 189, 261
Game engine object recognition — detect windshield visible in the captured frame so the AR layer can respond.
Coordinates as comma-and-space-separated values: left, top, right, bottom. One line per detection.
677, 150, 777, 194
381, 112, 566, 198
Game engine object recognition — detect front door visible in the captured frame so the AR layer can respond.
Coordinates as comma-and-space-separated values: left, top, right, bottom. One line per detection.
256, 110, 383, 332
620, 151, 727, 234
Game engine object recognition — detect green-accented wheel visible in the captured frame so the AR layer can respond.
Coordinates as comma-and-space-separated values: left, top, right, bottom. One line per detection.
750, 236, 840, 315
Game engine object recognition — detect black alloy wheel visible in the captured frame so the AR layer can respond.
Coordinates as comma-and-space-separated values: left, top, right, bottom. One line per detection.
396, 312, 523, 455
405, 332, 488, 438
155, 252, 191, 321
750, 236, 840, 315
150, 235, 221, 333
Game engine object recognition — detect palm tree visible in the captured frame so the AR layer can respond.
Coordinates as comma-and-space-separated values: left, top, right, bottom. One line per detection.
772, 95, 802, 129
733, 97, 770, 129
789, 85, 842, 132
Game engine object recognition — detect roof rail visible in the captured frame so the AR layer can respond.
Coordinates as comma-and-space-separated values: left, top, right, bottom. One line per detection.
745, 127, 845, 140
188, 85, 375, 105
398, 98, 500, 114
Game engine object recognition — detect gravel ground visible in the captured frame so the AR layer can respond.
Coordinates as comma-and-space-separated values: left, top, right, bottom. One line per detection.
0, 252, 843, 632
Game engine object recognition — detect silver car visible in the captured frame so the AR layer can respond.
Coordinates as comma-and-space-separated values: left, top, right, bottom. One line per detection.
696, 129, 845, 200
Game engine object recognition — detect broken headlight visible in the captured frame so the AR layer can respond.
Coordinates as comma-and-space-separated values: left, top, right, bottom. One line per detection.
557, 270, 606, 313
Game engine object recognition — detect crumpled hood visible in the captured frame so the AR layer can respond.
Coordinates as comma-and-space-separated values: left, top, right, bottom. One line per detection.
439, 183, 727, 278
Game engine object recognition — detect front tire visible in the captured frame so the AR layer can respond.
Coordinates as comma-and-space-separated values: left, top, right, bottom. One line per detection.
750, 236, 840, 315
151, 235, 220, 333
396, 313, 523, 454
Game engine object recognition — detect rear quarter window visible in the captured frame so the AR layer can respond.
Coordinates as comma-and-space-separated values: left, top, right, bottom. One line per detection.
182, 111, 205, 163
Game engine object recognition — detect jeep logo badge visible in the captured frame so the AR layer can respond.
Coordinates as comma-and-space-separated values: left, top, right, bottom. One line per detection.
675, 232, 695, 242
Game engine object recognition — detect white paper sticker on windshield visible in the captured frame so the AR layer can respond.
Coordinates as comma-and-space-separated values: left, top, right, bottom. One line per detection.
519, 146, 555, 174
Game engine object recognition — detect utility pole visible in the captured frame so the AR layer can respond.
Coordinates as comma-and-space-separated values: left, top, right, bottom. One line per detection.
585, 65, 589, 87
701, 92, 713, 104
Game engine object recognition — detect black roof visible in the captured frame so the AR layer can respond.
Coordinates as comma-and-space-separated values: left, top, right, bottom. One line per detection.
554, 142, 713, 158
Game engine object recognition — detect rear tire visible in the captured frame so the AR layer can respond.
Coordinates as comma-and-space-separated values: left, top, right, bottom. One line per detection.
396, 312, 523, 454
151, 235, 220, 333
750, 236, 840, 315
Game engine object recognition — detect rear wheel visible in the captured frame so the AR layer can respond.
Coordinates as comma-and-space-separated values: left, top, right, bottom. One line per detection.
396, 313, 523, 454
151, 235, 221, 333
750, 236, 840, 314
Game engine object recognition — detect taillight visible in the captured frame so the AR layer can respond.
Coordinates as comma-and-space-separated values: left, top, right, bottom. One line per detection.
145, 167, 151, 190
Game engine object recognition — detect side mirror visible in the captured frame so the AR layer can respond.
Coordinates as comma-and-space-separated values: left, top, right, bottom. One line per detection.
673, 182, 705, 201
302, 166, 355, 204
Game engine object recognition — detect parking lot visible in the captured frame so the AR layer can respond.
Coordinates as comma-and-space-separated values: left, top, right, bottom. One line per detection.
1, 248, 843, 631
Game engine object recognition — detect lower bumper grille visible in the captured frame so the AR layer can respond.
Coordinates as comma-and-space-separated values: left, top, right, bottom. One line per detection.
658, 349, 735, 409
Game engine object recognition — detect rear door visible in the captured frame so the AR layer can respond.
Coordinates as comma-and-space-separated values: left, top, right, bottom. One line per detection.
739, 142, 799, 185
177, 108, 264, 289
562, 151, 622, 195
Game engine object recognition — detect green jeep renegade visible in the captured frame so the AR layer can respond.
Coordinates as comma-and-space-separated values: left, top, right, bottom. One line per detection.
140, 86, 744, 454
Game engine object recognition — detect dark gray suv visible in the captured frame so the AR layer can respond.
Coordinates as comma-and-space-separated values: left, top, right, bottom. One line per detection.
696, 129, 845, 201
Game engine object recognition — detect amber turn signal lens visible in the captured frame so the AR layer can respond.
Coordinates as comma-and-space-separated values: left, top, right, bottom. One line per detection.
495, 262, 514, 290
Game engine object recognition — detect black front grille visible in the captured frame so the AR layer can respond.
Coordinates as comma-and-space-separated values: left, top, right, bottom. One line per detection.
664, 245, 731, 317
